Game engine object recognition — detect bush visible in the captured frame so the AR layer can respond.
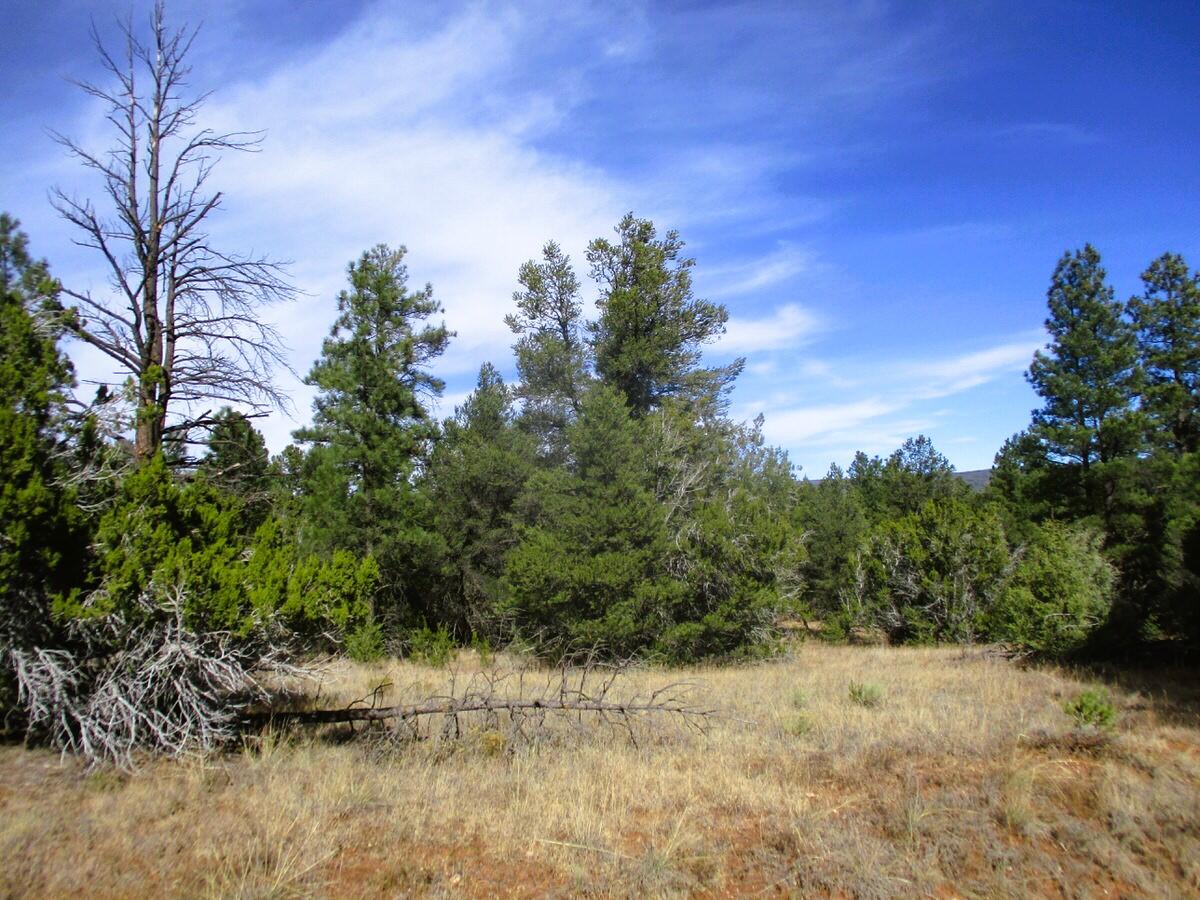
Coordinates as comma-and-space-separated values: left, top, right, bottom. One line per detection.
990, 522, 1112, 652
848, 680, 884, 708
850, 497, 1011, 643
1064, 688, 1116, 729
345, 621, 386, 662
407, 624, 456, 667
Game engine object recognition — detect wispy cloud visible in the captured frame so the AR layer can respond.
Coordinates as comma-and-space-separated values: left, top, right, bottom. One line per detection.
720, 303, 823, 354
994, 121, 1102, 145
758, 397, 900, 446
704, 242, 814, 297
738, 332, 1041, 470
905, 336, 1041, 398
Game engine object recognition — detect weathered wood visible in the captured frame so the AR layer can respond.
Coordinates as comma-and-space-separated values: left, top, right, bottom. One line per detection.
247, 695, 711, 728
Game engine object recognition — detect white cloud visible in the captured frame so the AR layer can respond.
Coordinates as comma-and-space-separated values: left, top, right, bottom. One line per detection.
703, 242, 814, 297
740, 333, 1040, 471
175, 2, 633, 450
907, 336, 1040, 398
720, 303, 823, 354
758, 398, 899, 446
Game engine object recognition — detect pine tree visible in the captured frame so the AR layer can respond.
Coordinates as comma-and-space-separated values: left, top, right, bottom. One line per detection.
1027, 245, 1141, 471
294, 245, 451, 617
198, 408, 272, 533
502, 383, 679, 655
586, 214, 743, 416
424, 364, 536, 633
1128, 253, 1200, 454
506, 242, 589, 457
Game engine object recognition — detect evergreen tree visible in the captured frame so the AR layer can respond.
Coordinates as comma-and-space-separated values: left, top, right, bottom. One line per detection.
424, 364, 536, 633
294, 245, 451, 619
0, 216, 82, 670
198, 408, 272, 533
849, 436, 964, 520
586, 214, 743, 416
794, 464, 868, 618
503, 383, 680, 655
1128, 253, 1200, 454
1027, 245, 1141, 471
506, 242, 589, 457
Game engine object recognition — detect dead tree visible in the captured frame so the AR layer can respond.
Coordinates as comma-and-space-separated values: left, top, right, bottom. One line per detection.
51, 2, 295, 462
250, 658, 716, 747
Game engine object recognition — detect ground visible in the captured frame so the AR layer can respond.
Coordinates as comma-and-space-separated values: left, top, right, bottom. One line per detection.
2, 643, 1198, 898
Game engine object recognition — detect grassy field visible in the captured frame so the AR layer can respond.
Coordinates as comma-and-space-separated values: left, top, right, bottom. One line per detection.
2, 643, 1198, 897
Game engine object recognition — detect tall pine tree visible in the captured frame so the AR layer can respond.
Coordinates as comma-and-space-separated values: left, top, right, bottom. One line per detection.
294, 245, 451, 619
1128, 252, 1200, 454
586, 214, 742, 417
1026, 245, 1141, 471
505, 241, 589, 457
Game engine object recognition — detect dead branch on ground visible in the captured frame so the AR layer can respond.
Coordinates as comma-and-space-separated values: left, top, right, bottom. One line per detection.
249, 654, 715, 747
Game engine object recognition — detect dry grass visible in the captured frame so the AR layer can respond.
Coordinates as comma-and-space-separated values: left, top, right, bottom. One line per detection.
2, 643, 1198, 897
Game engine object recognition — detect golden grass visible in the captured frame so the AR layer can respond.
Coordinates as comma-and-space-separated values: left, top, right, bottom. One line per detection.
2, 643, 1198, 897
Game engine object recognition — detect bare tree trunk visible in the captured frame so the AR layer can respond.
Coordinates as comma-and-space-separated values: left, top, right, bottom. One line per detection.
51, 2, 295, 464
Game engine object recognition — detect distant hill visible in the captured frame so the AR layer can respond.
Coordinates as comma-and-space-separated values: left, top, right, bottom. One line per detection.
802, 468, 994, 489
956, 469, 992, 491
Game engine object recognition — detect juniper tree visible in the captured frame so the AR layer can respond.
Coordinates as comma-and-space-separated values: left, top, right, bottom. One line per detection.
1128, 253, 1200, 454
0, 216, 83, 674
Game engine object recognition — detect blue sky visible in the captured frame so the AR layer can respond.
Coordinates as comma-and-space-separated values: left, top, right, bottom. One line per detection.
2, 1, 1198, 474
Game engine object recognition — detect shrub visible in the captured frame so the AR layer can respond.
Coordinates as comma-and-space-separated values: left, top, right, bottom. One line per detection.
990, 522, 1113, 652
1064, 688, 1116, 729
345, 621, 385, 662
408, 624, 456, 667
848, 680, 884, 708
851, 497, 1011, 643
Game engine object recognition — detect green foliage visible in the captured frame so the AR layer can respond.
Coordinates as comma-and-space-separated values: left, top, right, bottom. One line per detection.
294, 244, 450, 622
502, 384, 681, 656
1027, 245, 1141, 470
587, 213, 742, 416
506, 241, 589, 457
70, 457, 380, 650
407, 624, 456, 667
0, 219, 81, 592
345, 621, 386, 662
851, 496, 1011, 643
989, 522, 1113, 652
198, 408, 272, 533
0, 215, 84, 711
794, 464, 868, 617
850, 436, 966, 521
1063, 688, 1116, 729
1128, 253, 1200, 454
423, 364, 536, 634
848, 680, 884, 708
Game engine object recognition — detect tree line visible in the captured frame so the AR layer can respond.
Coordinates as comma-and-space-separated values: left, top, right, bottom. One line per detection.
1, 6, 1197, 758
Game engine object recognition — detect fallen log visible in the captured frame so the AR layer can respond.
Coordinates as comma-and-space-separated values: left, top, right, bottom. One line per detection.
246, 695, 712, 728
245, 661, 717, 743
